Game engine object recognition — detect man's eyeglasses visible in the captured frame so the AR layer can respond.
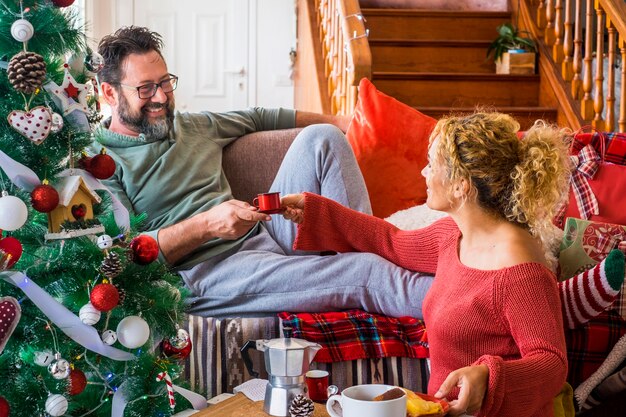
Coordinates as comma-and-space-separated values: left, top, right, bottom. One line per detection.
116, 74, 179, 99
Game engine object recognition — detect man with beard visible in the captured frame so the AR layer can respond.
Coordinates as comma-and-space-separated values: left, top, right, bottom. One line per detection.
91, 26, 432, 318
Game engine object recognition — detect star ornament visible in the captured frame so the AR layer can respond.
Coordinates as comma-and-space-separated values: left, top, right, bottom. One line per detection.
43, 64, 89, 116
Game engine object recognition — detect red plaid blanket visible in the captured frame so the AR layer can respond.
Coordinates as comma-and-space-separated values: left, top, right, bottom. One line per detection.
566, 310, 626, 388
278, 310, 428, 363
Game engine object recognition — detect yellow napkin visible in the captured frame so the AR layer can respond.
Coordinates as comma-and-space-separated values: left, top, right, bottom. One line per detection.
553, 382, 575, 417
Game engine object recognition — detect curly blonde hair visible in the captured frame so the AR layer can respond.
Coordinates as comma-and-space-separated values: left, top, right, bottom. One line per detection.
431, 112, 571, 268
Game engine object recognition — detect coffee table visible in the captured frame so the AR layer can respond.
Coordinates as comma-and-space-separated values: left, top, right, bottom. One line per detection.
193, 393, 330, 417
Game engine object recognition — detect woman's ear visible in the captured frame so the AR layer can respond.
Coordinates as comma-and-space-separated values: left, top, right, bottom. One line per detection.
100, 82, 118, 106
452, 178, 470, 199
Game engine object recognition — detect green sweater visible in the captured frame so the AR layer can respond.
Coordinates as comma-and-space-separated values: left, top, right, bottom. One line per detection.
91, 108, 296, 270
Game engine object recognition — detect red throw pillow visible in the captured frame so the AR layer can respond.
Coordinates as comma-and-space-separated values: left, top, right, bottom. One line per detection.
346, 78, 436, 218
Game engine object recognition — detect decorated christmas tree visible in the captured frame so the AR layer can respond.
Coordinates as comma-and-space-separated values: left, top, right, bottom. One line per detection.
0, 1, 196, 416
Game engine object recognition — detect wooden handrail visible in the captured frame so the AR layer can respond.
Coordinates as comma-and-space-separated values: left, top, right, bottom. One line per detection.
522, 0, 626, 132
316, 0, 371, 115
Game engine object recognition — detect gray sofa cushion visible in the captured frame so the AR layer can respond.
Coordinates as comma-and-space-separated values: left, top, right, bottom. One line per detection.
223, 128, 302, 204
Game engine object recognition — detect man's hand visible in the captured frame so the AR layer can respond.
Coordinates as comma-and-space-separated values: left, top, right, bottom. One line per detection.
295, 111, 353, 133
204, 200, 270, 240
158, 199, 270, 264
281, 193, 305, 224
434, 365, 489, 416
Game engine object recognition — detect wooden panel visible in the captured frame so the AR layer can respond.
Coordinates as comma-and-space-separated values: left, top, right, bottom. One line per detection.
372, 73, 541, 107
370, 40, 495, 73
363, 9, 510, 41
294, 0, 328, 113
417, 106, 558, 129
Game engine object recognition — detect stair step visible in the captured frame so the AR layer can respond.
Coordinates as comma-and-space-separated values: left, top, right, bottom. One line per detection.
362, 9, 510, 41
372, 72, 540, 107
417, 106, 558, 130
370, 39, 495, 73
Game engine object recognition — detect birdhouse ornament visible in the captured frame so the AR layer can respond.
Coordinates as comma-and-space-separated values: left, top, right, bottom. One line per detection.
45, 176, 104, 240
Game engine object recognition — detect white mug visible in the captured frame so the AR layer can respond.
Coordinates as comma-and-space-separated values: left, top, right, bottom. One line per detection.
326, 384, 407, 417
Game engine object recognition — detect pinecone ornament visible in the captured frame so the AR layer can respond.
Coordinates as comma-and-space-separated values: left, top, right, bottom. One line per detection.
99, 252, 123, 279
8, 51, 46, 94
289, 394, 314, 417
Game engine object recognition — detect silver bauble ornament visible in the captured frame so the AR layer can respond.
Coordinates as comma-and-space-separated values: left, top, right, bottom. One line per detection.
33, 349, 55, 366
45, 394, 69, 417
84, 51, 105, 74
50, 112, 64, 133
101, 329, 117, 345
170, 328, 191, 349
11, 19, 34, 42
48, 354, 71, 379
79, 302, 101, 325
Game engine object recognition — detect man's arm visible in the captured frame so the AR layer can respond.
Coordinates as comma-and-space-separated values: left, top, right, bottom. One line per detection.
157, 200, 271, 265
295, 111, 352, 132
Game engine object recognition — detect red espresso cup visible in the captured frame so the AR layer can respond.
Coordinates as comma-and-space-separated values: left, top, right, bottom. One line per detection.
253, 192, 282, 214
306, 370, 338, 403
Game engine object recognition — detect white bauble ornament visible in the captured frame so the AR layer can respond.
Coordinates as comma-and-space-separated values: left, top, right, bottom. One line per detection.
116, 316, 150, 349
96, 234, 113, 250
101, 329, 117, 345
79, 302, 101, 325
0, 191, 28, 231
33, 349, 55, 366
11, 19, 34, 42
45, 394, 68, 417
48, 354, 71, 379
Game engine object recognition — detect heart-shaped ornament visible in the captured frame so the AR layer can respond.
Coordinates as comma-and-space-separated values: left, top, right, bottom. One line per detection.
0, 297, 21, 354
7, 106, 53, 145
71, 203, 87, 220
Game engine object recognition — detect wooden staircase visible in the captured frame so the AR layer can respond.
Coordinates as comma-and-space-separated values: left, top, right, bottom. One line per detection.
362, 8, 558, 129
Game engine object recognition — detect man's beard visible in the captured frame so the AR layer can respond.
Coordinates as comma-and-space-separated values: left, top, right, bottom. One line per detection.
117, 93, 175, 140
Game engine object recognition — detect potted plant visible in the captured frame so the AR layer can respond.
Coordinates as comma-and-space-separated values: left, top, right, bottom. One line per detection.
487, 23, 537, 74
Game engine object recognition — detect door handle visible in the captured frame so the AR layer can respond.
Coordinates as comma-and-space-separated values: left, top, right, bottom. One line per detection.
223, 67, 246, 76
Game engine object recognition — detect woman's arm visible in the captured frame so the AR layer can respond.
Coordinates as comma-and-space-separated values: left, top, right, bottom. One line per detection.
476, 267, 567, 416
285, 192, 457, 273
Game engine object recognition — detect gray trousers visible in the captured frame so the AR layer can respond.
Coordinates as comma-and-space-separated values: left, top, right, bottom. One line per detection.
181, 124, 433, 318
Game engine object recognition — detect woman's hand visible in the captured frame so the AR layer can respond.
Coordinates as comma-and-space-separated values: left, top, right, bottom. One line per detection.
281, 193, 305, 224
435, 364, 489, 416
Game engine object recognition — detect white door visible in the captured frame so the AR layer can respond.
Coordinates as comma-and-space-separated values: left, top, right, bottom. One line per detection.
133, 0, 249, 112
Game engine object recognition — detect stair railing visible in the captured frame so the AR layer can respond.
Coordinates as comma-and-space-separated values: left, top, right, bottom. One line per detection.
523, 0, 626, 132
316, 0, 371, 115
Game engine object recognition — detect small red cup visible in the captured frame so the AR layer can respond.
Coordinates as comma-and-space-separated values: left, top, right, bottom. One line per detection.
253, 192, 282, 214
306, 370, 338, 403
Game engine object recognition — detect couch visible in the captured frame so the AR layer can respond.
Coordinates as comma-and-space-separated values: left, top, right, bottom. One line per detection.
181, 128, 430, 399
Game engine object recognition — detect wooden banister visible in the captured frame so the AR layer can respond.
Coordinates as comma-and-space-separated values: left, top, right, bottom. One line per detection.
522, 0, 626, 131
315, 0, 371, 115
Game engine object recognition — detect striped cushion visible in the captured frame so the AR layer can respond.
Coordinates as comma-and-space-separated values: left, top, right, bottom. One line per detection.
183, 315, 430, 398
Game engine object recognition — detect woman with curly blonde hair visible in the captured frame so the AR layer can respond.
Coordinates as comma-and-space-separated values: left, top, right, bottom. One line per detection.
281, 112, 570, 416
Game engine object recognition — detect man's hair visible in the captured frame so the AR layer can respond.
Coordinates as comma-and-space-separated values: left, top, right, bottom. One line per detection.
98, 26, 164, 85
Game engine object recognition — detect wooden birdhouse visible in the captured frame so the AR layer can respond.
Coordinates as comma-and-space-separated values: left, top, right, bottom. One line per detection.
46, 175, 105, 240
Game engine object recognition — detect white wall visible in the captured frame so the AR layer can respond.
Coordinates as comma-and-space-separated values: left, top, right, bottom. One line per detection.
83, 0, 295, 109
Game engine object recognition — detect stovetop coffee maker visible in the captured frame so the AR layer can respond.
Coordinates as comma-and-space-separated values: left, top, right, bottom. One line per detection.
241, 327, 321, 416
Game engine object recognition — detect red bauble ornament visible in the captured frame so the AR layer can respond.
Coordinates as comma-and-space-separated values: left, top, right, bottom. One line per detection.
67, 368, 87, 395
31, 183, 60, 213
160, 329, 192, 360
0, 396, 9, 417
52, 0, 76, 7
0, 236, 23, 269
129, 235, 159, 265
90, 283, 120, 312
81, 149, 115, 179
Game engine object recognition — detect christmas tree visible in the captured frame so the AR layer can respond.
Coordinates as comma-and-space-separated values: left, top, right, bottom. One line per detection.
0, 1, 195, 416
